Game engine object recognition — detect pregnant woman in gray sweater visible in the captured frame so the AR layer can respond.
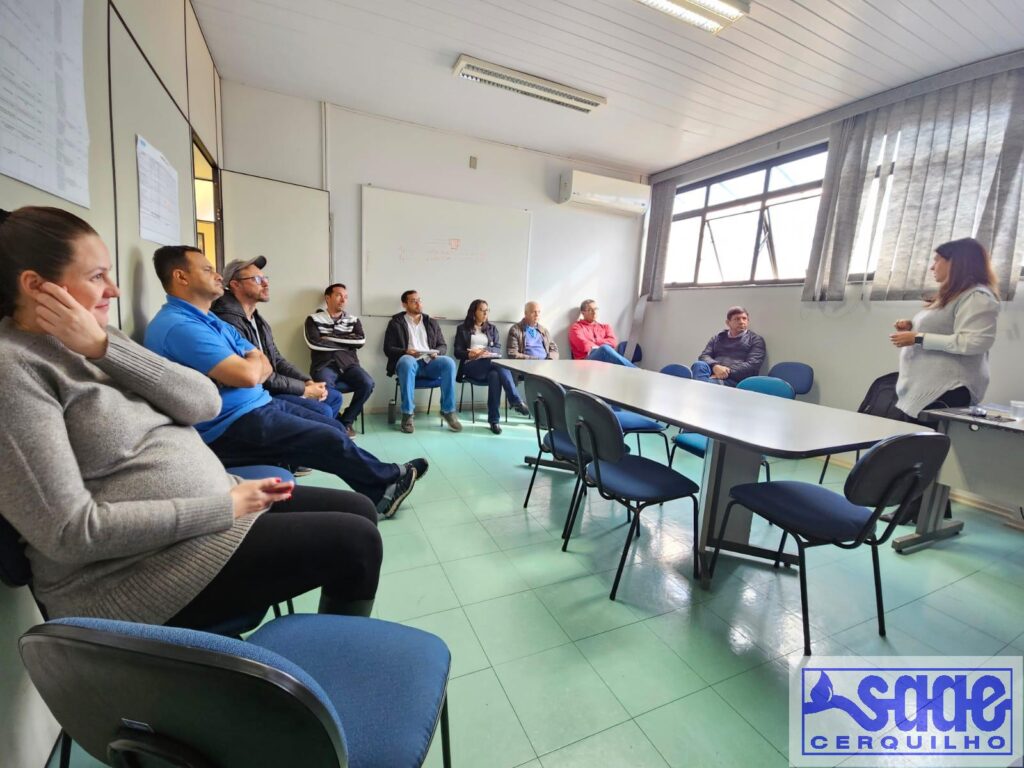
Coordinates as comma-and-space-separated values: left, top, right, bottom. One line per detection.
889, 237, 1000, 422
0, 206, 382, 627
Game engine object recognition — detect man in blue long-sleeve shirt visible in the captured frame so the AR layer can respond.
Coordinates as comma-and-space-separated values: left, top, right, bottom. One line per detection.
692, 306, 766, 386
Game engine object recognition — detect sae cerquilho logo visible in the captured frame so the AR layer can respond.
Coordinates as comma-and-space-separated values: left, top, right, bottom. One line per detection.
789, 656, 1023, 767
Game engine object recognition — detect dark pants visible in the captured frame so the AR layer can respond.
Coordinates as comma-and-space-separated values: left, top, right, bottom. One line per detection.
209, 399, 400, 502
461, 358, 522, 424
274, 388, 343, 420
316, 364, 375, 427
167, 486, 381, 629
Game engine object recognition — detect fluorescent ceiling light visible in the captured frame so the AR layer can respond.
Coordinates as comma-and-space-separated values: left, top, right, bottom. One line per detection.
453, 54, 606, 114
634, 0, 750, 33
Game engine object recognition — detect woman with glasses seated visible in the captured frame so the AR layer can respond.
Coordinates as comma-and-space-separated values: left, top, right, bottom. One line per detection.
0, 206, 382, 628
453, 299, 529, 434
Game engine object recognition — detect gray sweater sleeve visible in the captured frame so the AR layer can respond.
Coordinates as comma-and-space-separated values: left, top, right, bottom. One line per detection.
94, 329, 222, 425
0, 374, 234, 567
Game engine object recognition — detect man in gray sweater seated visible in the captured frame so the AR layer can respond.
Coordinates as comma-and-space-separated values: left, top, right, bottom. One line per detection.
212, 256, 343, 423
692, 306, 766, 386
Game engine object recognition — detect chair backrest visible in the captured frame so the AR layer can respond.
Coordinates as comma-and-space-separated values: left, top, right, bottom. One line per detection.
564, 390, 626, 463
737, 376, 795, 399
0, 513, 31, 589
615, 341, 643, 363
20, 618, 348, 768
659, 363, 692, 380
524, 376, 569, 433
767, 362, 813, 395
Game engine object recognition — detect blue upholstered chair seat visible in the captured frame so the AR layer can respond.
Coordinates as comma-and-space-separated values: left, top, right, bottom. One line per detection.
612, 410, 663, 433
415, 375, 443, 389
250, 615, 450, 768
586, 455, 699, 504
543, 429, 585, 462
672, 432, 708, 458
729, 481, 874, 542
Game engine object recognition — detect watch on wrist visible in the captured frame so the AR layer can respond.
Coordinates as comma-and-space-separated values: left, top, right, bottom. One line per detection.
913, 334, 924, 346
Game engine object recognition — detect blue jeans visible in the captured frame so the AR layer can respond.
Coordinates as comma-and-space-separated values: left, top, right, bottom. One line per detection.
691, 361, 734, 387
210, 399, 400, 503
316, 364, 374, 426
586, 344, 637, 368
395, 355, 457, 415
273, 388, 344, 420
460, 358, 522, 424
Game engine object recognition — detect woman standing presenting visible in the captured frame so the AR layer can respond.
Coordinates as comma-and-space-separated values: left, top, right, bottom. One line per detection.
453, 299, 529, 434
0, 206, 382, 628
889, 237, 1000, 423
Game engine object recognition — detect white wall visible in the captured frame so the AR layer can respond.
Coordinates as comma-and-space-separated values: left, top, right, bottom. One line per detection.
221, 87, 646, 410
640, 283, 1024, 410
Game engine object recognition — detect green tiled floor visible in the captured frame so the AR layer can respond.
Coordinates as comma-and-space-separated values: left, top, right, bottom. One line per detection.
54, 414, 1024, 768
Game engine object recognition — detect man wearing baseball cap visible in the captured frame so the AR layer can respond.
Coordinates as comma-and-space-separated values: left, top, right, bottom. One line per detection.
212, 255, 343, 423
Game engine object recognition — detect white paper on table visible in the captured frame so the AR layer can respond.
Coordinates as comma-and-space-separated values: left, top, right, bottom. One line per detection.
0, 0, 90, 207
136, 135, 180, 245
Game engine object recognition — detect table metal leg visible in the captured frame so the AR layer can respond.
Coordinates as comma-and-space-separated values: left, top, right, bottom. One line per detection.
697, 440, 798, 587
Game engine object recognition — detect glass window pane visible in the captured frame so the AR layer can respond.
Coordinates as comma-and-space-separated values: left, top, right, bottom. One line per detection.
698, 209, 759, 283
673, 187, 706, 215
768, 151, 827, 191
764, 195, 822, 280
665, 217, 701, 284
708, 169, 765, 206
754, 236, 774, 281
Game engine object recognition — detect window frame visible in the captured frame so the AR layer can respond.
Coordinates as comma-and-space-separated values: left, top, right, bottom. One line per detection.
665, 142, 828, 290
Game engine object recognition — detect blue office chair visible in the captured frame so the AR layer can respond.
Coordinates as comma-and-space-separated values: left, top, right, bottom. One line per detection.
736, 376, 795, 483
332, 380, 366, 434
659, 363, 693, 380
614, 408, 670, 462
457, 370, 508, 425
388, 374, 443, 425
768, 362, 814, 396
20, 614, 452, 767
563, 390, 701, 600
709, 432, 949, 655
615, 341, 643, 363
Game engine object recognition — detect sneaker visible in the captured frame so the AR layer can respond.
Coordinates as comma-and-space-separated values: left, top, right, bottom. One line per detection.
442, 411, 463, 432
400, 413, 415, 433
512, 400, 531, 416
489, 422, 502, 434
292, 466, 313, 477
344, 423, 357, 438
405, 458, 429, 479
377, 467, 418, 519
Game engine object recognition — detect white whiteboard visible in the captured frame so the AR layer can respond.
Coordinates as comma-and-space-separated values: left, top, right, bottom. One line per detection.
361, 186, 530, 321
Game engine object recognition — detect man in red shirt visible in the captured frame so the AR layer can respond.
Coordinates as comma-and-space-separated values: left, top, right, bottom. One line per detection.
568, 299, 635, 366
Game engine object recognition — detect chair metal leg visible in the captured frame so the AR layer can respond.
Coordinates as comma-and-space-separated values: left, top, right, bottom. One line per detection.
610, 506, 642, 600
272, 603, 282, 618
427, 387, 435, 415
458, 381, 465, 412
773, 532, 789, 568
691, 495, 701, 580
818, 455, 830, 484
668, 443, 677, 468
707, 500, 736, 578
659, 432, 671, 463
523, 450, 543, 507
561, 476, 585, 547
440, 695, 452, 768
469, 384, 476, 423
871, 543, 886, 637
762, 458, 771, 483
797, 543, 812, 655
635, 433, 642, 456
286, 598, 295, 614
58, 730, 72, 768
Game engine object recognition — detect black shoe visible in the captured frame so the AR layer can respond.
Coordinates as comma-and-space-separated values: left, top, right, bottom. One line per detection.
512, 401, 531, 416
292, 466, 313, 477
489, 422, 502, 434
405, 458, 429, 479
377, 468, 418, 519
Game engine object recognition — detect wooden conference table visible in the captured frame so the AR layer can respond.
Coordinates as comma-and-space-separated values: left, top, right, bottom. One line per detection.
497, 359, 927, 579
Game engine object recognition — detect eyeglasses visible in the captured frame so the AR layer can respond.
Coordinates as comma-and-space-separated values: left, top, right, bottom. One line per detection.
238, 275, 269, 286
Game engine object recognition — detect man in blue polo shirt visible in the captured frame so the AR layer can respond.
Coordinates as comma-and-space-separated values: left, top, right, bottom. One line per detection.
144, 245, 425, 519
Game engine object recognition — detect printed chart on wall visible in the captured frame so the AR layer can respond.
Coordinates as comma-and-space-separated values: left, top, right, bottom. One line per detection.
136, 135, 180, 245
361, 186, 530, 322
0, 0, 90, 207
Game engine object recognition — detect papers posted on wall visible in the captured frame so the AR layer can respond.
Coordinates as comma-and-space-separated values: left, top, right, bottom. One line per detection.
136, 135, 180, 245
0, 0, 90, 207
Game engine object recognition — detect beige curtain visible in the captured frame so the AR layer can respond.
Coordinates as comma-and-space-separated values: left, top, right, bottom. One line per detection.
639, 178, 677, 302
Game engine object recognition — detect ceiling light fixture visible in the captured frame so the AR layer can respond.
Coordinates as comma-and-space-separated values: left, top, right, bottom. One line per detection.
633, 0, 750, 34
453, 54, 606, 114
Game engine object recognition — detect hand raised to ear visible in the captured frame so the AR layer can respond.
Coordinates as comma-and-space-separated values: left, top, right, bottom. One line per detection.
34, 282, 108, 359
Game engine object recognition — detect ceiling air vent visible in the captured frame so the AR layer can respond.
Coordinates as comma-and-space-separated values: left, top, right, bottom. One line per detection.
453, 54, 606, 114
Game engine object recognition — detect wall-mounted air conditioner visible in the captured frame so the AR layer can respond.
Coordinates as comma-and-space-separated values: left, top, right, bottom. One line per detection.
558, 170, 651, 216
